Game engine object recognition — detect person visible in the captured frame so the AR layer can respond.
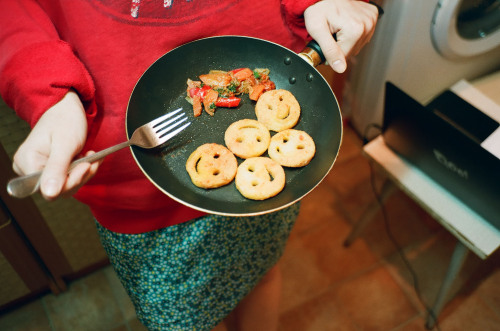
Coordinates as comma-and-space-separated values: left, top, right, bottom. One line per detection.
0, 0, 378, 330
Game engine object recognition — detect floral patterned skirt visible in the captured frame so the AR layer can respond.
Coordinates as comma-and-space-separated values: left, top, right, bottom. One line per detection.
96, 203, 300, 330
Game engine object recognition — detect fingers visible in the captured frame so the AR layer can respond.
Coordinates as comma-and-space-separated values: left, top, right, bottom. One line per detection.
38, 141, 73, 198
309, 20, 348, 73
13, 147, 46, 176
335, 4, 378, 57
304, 7, 347, 73
59, 152, 101, 198
41, 150, 101, 200
12, 143, 100, 200
11, 90, 94, 200
304, 0, 379, 73
12, 130, 51, 176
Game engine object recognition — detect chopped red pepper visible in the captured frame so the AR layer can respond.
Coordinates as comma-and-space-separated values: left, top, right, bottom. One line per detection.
192, 95, 203, 117
249, 84, 265, 101
199, 72, 232, 88
203, 89, 219, 116
232, 68, 254, 81
188, 85, 212, 99
230, 68, 245, 74
188, 67, 276, 117
215, 97, 241, 108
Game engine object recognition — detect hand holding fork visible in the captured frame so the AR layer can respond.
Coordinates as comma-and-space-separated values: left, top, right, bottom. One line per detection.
7, 107, 190, 198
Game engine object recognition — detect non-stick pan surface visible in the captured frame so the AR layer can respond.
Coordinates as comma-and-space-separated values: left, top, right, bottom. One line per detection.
126, 36, 342, 216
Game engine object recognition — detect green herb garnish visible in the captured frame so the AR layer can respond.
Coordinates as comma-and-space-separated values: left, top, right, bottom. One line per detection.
227, 82, 238, 93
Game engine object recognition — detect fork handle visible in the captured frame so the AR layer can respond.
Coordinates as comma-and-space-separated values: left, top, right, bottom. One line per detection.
7, 140, 131, 198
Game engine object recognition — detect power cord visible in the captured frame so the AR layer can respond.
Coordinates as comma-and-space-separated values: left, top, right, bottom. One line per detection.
363, 123, 441, 331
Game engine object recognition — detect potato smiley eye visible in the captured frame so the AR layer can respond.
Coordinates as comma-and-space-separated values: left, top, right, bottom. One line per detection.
194, 157, 202, 173
268, 171, 275, 182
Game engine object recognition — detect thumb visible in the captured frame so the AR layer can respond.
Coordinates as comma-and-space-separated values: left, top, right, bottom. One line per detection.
323, 41, 347, 74
308, 27, 347, 73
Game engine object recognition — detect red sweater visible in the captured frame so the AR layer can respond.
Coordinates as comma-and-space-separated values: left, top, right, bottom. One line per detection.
0, 0, 318, 233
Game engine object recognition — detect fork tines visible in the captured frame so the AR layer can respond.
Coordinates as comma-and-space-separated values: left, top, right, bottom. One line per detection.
154, 109, 191, 142
151, 107, 184, 128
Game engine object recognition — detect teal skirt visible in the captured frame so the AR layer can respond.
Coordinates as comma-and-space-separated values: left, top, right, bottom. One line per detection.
96, 203, 300, 330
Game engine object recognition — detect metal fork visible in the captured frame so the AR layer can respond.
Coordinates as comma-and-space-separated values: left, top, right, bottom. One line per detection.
7, 107, 190, 198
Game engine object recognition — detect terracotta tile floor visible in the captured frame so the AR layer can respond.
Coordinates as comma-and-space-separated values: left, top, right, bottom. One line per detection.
1, 123, 499, 331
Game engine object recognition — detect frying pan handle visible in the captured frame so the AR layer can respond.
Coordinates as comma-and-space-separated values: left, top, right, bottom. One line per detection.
298, 40, 326, 67
298, 0, 384, 67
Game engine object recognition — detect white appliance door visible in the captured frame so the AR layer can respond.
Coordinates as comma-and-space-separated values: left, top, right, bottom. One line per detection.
432, 0, 500, 59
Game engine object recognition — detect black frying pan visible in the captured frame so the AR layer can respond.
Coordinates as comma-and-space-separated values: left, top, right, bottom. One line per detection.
126, 36, 342, 216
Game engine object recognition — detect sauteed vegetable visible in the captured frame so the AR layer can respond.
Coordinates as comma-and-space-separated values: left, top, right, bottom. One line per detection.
186, 68, 276, 117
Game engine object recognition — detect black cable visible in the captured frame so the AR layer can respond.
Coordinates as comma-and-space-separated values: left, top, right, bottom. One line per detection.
363, 123, 441, 331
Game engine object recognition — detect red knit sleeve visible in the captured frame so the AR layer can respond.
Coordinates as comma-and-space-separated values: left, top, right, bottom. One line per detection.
0, 1, 96, 128
281, 0, 320, 40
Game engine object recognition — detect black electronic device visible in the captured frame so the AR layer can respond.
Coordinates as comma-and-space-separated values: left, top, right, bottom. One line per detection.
382, 82, 500, 230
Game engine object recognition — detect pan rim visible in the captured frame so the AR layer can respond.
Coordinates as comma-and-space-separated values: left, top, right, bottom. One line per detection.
125, 35, 343, 216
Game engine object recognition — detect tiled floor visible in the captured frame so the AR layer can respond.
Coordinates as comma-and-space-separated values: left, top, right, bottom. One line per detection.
1, 122, 499, 331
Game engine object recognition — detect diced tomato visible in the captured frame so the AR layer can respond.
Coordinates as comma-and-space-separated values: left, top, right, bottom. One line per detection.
203, 89, 219, 116
188, 85, 212, 99
249, 84, 266, 101
261, 79, 276, 91
187, 68, 277, 117
258, 73, 269, 81
199, 72, 232, 88
215, 97, 241, 108
232, 68, 254, 81
192, 95, 203, 117
187, 78, 201, 97
230, 68, 245, 74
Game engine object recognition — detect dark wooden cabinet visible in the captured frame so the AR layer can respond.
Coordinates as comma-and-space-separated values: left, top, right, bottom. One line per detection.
0, 199, 58, 308
0, 100, 108, 311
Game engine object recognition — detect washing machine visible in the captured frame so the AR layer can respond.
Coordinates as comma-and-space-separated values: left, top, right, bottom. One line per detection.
343, 0, 500, 138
